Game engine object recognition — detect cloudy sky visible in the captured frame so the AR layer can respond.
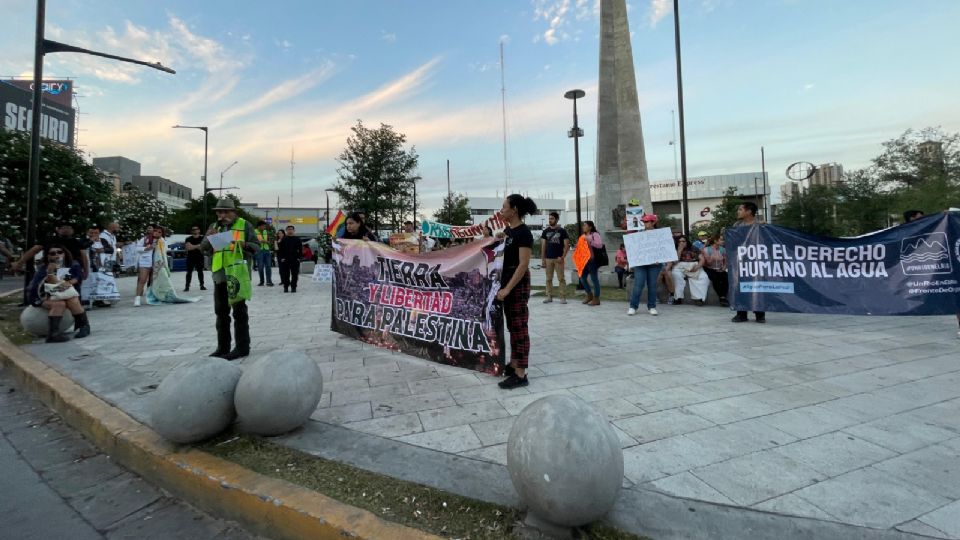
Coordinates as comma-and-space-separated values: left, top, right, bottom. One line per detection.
2, 0, 959, 213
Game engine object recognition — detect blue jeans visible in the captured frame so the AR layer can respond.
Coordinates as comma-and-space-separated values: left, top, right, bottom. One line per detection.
630, 264, 662, 309
580, 261, 600, 297
256, 250, 273, 284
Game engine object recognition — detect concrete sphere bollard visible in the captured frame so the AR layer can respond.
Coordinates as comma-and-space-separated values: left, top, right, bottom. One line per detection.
150, 359, 242, 444
234, 351, 324, 436
507, 395, 624, 529
20, 306, 74, 337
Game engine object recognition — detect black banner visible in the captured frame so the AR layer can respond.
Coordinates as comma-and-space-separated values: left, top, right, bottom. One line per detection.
1, 81, 75, 146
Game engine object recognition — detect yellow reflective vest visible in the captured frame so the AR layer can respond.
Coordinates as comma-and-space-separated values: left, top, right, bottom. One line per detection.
211, 218, 247, 272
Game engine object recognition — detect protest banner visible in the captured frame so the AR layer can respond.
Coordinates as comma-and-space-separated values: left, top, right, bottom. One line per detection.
624, 228, 678, 267
389, 232, 421, 254
726, 212, 960, 315
421, 213, 508, 239
331, 238, 506, 373
625, 205, 644, 231
312, 263, 333, 283
572, 236, 591, 277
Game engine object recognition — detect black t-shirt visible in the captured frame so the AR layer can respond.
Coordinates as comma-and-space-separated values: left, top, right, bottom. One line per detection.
43, 235, 88, 263
278, 235, 303, 261
501, 224, 533, 284
540, 226, 569, 259
185, 235, 204, 261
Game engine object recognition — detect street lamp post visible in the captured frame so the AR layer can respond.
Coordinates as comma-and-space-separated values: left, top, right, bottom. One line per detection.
25, 0, 174, 253
564, 89, 586, 234
172, 125, 208, 231
220, 160, 238, 191
673, 0, 691, 237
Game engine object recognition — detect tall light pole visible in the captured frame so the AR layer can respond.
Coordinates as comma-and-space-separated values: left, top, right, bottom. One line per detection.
219, 160, 238, 191
172, 125, 208, 230
25, 0, 174, 253
673, 0, 691, 237
564, 89, 585, 234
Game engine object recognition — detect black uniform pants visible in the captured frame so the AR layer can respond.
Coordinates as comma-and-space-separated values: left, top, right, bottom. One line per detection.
279, 260, 300, 289
185, 257, 205, 288
214, 281, 249, 352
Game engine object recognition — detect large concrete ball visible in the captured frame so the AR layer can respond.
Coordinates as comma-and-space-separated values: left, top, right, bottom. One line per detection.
507, 395, 624, 528
20, 306, 74, 337
234, 351, 324, 436
150, 359, 242, 444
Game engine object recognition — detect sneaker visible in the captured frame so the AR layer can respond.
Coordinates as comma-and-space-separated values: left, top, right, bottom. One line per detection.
731, 315, 749, 323
674, 298, 683, 305
627, 308, 637, 316
200, 285, 207, 291
542, 297, 553, 304
666, 298, 675, 305
559, 298, 567, 304
134, 296, 141, 307
498, 374, 529, 390
257, 283, 264, 287
502, 364, 516, 378
649, 308, 658, 316
267, 283, 275, 287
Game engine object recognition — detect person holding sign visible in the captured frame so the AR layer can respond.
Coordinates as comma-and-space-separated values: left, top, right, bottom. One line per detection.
579, 221, 604, 306
496, 194, 538, 390
627, 214, 665, 316
196, 198, 259, 360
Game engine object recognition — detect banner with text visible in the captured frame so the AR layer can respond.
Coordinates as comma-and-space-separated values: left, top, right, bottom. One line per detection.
726, 213, 960, 315
421, 213, 508, 239
332, 238, 506, 373
624, 228, 679, 267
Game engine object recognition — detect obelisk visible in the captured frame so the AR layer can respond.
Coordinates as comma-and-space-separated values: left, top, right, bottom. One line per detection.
596, 0, 651, 248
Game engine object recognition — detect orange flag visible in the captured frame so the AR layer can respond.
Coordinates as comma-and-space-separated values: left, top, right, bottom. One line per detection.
573, 235, 591, 277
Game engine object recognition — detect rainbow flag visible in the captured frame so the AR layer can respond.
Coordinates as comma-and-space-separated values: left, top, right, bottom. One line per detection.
326, 209, 346, 237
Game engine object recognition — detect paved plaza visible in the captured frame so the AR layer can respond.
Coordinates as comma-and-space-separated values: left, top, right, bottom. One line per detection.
15, 270, 960, 539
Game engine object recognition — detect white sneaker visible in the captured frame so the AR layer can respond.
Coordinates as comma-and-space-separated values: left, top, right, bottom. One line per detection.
134, 296, 141, 307
649, 308, 658, 316
559, 298, 567, 304
542, 297, 553, 304
627, 308, 636, 316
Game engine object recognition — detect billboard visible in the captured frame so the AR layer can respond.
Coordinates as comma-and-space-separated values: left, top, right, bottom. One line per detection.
5, 79, 73, 108
1, 81, 75, 146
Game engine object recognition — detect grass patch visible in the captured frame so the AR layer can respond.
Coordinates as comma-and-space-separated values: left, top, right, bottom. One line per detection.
531, 284, 634, 303
200, 433, 648, 540
0, 296, 33, 346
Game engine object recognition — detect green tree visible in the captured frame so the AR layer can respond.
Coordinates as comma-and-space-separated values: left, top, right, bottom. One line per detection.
109, 187, 170, 242
434, 193, 471, 225
775, 184, 842, 236
873, 127, 958, 188
693, 187, 743, 239
834, 169, 893, 235
333, 120, 420, 233
0, 130, 112, 246
168, 192, 259, 234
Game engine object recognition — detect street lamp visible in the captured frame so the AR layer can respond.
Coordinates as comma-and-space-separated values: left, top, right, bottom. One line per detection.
25, 0, 174, 254
220, 160, 238, 191
172, 125, 208, 230
673, 0, 691, 237
564, 89, 585, 234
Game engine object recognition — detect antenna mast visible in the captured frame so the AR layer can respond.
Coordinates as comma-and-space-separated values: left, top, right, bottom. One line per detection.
290, 147, 295, 206
500, 41, 509, 196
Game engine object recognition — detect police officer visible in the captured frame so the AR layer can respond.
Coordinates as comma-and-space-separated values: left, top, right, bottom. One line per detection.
195, 198, 259, 360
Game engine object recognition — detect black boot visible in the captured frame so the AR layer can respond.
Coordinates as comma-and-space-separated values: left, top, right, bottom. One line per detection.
46, 316, 69, 343
74, 312, 91, 339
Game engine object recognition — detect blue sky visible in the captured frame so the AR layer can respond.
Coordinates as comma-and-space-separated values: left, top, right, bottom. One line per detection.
2, 0, 959, 214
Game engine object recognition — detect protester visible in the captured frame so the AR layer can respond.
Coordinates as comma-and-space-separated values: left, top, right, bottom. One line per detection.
403, 221, 416, 234
86, 226, 116, 307
540, 211, 570, 304
146, 227, 199, 305
579, 221, 603, 306
199, 198, 259, 360
278, 225, 303, 293
132, 225, 156, 307
693, 230, 708, 250
254, 221, 275, 287
342, 212, 379, 241
671, 235, 710, 306
700, 234, 729, 307
302, 242, 314, 263
15, 222, 91, 305
627, 214, 664, 316
903, 209, 924, 223
183, 225, 207, 292
615, 243, 628, 289
497, 194, 537, 390
100, 222, 121, 278
732, 202, 766, 323
26, 244, 90, 342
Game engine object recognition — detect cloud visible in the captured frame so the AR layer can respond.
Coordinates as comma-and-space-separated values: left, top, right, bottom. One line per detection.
803, 83, 815, 92
649, 0, 672, 27
500, 34, 511, 44
276, 39, 294, 49
532, 0, 571, 45
381, 31, 397, 44
211, 61, 337, 128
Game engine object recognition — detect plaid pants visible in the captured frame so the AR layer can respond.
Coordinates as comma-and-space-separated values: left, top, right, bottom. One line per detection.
504, 273, 531, 369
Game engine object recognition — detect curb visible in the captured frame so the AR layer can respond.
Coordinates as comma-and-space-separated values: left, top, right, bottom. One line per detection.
0, 331, 441, 540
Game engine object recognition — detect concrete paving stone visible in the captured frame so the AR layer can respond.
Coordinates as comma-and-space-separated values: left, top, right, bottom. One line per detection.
536, 358, 602, 375
450, 383, 529, 405
683, 394, 783, 425
104, 499, 232, 540
531, 367, 638, 392
17, 431, 101, 472
691, 450, 826, 507
896, 519, 953, 539
916, 500, 960, 538
418, 400, 511, 432
682, 419, 797, 461
687, 351, 751, 367
342, 412, 424, 438
621, 435, 733, 484
624, 386, 710, 412
879, 379, 960, 409
329, 381, 410, 407
750, 385, 838, 410
310, 401, 373, 424
2, 416, 75, 448
741, 368, 820, 389
752, 493, 839, 521
568, 379, 652, 402
872, 442, 960, 499
612, 424, 639, 449
459, 443, 508, 466
41, 454, 125, 495
372, 390, 456, 418
407, 373, 482, 395
69, 473, 164, 530
322, 376, 370, 393
843, 412, 959, 454
820, 392, 920, 423
469, 416, 516, 446
646, 471, 736, 505
772, 432, 897, 477
591, 398, 646, 421
790, 466, 950, 529
498, 389, 576, 416
686, 378, 769, 401
613, 408, 715, 443
758, 403, 862, 439
682, 363, 759, 382
633, 371, 705, 391
790, 359, 863, 381
396, 424, 484, 454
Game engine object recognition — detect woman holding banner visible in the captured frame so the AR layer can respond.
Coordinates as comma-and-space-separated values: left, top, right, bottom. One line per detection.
627, 214, 664, 316
496, 194, 538, 390
342, 212, 379, 241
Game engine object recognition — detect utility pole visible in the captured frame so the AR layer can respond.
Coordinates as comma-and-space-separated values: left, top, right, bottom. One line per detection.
500, 41, 509, 196
446, 159, 452, 224
673, 0, 691, 237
